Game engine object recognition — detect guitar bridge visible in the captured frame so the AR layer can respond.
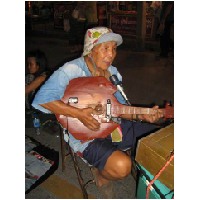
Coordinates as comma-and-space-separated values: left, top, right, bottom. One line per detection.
105, 99, 112, 122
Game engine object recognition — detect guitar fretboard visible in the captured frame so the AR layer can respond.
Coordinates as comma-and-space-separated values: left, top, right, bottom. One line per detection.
111, 105, 161, 115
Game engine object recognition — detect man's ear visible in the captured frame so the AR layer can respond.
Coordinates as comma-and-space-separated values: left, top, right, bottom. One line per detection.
87, 53, 93, 59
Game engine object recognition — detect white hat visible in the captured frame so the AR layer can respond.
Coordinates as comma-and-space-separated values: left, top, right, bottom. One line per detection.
82, 27, 123, 56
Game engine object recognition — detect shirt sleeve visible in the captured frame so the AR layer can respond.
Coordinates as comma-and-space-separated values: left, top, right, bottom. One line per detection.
32, 63, 86, 113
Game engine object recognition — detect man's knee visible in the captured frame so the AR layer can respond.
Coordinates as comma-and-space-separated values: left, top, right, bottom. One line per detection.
105, 151, 132, 179
115, 155, 132, 178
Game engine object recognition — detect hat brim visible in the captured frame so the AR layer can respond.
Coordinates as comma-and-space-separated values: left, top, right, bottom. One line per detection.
96, 32, 123, 46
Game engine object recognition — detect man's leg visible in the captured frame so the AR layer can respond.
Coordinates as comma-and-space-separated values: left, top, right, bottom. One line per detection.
83, 138, 132, 186
82, 120, 158, 193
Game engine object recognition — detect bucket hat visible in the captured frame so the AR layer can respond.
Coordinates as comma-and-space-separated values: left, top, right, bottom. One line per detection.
82, 27, 123, 56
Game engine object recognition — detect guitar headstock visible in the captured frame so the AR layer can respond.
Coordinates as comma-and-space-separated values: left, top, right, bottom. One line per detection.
165, 103, 174, 119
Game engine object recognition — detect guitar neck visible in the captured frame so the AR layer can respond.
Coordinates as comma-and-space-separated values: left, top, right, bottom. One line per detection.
111, 105, 164, 115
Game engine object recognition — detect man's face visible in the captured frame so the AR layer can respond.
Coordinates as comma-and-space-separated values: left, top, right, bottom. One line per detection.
90, 41, 117, 70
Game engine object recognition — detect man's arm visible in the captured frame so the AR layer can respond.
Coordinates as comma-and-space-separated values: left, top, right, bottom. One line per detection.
41, 100, 100, 131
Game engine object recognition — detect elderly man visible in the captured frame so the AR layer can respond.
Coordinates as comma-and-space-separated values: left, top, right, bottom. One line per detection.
32, 27, 163, 198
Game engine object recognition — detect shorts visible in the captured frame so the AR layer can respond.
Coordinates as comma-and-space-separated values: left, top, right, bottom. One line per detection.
82, 119, 158, 170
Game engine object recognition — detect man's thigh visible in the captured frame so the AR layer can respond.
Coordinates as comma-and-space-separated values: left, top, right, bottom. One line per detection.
83, 138, 117, 170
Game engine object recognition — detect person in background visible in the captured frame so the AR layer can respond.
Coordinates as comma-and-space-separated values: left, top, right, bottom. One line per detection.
158, 1, 174, 58
32, 27, 164, 198
150, 1, 162, 40
25, 49, 49, 112
69, 2, 87, 51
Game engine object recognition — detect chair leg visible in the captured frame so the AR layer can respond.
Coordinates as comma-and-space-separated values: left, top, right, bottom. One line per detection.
59, 126, 67, 172
131, 160, 138, 180
125, 149, 138, 180
68, 145, 95, 199
69, 147, 89, 198
59, 126, 94, 198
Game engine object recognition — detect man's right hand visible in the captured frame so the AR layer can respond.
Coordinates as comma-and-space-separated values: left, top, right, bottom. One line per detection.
77, 107, 101, 131
41, 100, 101, 131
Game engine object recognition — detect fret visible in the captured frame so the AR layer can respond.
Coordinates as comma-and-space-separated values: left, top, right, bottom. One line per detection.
111, 105, 156, 115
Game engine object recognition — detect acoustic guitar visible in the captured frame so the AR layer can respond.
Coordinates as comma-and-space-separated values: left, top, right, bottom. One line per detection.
56, 76, 173, 140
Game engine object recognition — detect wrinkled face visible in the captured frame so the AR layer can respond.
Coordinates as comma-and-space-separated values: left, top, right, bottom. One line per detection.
90, 41, 117, 70
27, 57, 39, 74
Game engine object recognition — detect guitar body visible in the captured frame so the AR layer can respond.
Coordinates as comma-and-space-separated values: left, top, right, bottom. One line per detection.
56, 76, 120, 140
56, 76, 174, 141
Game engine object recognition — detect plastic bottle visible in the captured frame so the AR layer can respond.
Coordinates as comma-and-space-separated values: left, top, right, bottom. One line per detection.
33, 113, 41, 135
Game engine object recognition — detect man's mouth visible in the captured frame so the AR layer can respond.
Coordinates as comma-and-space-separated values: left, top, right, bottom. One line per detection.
103, 60, 112, 66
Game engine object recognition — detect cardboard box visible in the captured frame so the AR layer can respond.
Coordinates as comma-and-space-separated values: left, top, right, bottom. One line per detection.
135, 123, 174, 190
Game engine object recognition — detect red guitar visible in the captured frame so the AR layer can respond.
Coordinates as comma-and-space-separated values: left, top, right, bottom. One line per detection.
56, 76, 174, 140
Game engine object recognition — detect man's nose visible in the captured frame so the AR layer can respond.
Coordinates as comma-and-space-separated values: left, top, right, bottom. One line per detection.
107, 49, 114, 57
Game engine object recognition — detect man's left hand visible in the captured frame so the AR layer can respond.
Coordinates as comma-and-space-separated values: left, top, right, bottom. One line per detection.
138, 105, 164, 123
